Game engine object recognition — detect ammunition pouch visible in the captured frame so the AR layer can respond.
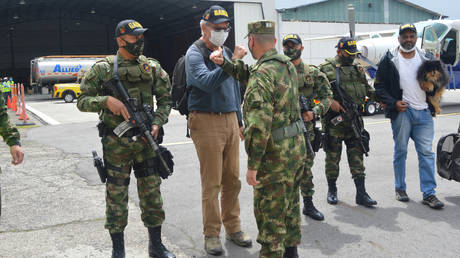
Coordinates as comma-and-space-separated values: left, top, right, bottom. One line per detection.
155, 146, 174, 179
133, 146, 174, 180
272, 120, 304, 141
133, 158, 156, 178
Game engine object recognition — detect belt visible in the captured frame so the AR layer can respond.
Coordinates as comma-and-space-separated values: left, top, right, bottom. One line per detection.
190, 110, 234, 116
271, 120, 304, 141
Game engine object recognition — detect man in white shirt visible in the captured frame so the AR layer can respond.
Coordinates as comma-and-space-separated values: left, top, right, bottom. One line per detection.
374, 24, 444, 209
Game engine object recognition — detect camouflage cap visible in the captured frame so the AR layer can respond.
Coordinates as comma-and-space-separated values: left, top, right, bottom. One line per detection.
245, 20, 275, 38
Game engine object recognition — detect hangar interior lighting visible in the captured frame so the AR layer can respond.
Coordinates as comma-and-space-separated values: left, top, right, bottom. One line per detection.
18, 0, 26, 5
13, 13, 19, 19
90, 8, 96, 14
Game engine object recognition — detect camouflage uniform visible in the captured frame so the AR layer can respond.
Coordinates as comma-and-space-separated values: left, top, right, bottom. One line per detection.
77, 54, 172, 233
0, 91, 20, 149
296, 61, 332, 198
319, 56, 375, 180
221, 21, 306, 257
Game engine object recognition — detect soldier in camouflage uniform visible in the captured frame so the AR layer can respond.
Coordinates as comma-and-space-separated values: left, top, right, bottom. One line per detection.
319, 37, 377, 207
0, 89, 23, 168
210, 21, 306, 258
77, 20, 175, 258
282, 34, 333, 221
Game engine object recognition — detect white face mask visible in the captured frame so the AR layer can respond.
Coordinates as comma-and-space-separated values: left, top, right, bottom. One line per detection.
400, 45, 416, 53
209, 30, 229, 47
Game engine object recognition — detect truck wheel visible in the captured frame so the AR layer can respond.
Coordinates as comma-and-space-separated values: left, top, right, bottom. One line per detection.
365, 102, 377, 116
63, 92, 75, 103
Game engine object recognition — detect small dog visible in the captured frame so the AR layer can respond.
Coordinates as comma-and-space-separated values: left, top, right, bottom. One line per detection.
416, 60, 449, 114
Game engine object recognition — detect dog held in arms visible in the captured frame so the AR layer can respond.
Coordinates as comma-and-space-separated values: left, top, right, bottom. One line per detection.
417, 60, 449, 114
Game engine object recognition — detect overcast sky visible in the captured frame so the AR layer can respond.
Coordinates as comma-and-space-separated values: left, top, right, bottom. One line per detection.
275, 0, 460, 20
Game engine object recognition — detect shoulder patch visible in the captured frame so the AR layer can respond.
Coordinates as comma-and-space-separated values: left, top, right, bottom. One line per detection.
142, 63, 151, 73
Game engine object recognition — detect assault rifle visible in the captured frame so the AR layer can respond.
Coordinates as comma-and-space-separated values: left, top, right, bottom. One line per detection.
330, 67, 370, 156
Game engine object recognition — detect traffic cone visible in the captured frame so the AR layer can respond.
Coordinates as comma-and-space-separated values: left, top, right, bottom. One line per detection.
16, 85, 22, 116
7, 95, 11, 109
11, 95, 17, 112
17, 84, 33, 125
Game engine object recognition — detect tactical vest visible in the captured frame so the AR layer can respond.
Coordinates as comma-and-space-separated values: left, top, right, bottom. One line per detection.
322, 58, 367, 106
298, 63, 314, 98
100, 55, 160, 128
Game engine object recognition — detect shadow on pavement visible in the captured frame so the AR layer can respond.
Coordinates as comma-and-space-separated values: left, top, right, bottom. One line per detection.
300, 220, 362, 256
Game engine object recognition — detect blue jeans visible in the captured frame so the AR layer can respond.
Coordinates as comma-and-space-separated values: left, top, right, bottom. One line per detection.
391, 107, 436, 198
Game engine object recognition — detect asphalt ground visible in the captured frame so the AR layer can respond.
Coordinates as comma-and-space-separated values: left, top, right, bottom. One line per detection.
0, 91, 459, 257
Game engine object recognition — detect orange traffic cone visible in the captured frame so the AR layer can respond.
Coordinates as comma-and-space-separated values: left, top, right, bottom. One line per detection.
11, 95, 17, 111
18, 84, 32, 122
7, 95, 11, 108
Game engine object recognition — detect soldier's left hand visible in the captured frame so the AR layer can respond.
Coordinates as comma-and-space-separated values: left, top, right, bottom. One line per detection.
10, 145, 24, 165
302, 111, 314, 122
152, 124, 160, 140
246, 169, 259, 186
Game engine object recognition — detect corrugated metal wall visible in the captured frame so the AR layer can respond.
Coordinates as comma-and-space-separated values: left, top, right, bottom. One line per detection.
388, 0, 436, 24
282, 0, 438, 24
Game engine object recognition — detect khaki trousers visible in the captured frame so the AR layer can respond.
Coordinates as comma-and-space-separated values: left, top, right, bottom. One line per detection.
188, 111, 242, 237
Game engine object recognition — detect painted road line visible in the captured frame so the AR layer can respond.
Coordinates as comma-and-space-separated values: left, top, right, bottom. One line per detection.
162, 141, 194, 146
26, 105, 61, 125
365, 112, 460, 126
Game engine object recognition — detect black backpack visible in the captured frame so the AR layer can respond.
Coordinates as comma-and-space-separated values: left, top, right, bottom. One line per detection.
171, 40, 231, 117
436, 132, 460, 182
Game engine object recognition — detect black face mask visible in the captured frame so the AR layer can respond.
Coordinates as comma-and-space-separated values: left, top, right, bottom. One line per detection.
122, 38, 144, 57
339, 55, 355, 66
283, 47, 302, 61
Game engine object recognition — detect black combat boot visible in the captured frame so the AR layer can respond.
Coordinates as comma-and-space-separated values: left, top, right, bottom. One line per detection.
110, 232, 125, 258
354, 177, 377, 207
148, 226, 176, 258
303, 197, 324, 221
327, 179, 338, 204
283, 246, 299, 258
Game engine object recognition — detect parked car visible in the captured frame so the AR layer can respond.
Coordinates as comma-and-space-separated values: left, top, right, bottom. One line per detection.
53, 83, 81, 103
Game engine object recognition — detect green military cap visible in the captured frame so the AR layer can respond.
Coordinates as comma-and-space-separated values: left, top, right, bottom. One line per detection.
245, 20, 275, 38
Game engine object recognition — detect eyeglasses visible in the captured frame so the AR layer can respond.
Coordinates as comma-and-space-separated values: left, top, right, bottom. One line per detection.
207, 24, 232, 33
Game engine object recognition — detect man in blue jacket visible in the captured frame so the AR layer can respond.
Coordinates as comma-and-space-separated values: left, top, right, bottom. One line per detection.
374, 24, 444, 209
185, 5, 252, 256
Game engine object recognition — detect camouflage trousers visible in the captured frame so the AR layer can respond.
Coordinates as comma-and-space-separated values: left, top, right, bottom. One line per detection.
324, 129, 365, 180
254, 166, 303, 258
102, 135, 165, 233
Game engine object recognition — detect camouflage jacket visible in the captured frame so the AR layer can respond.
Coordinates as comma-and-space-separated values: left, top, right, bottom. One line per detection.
221, 48, 306, 183
0, 90, 20, 146
319, 56, 375, 107
296, 60, 333, 117
77, 54, 172, 129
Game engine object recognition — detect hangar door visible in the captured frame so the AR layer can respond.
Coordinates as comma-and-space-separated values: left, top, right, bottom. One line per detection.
0, 0, 239, 87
